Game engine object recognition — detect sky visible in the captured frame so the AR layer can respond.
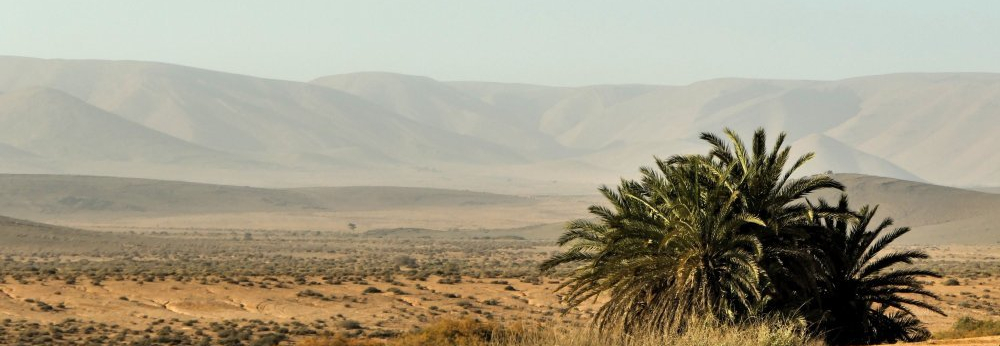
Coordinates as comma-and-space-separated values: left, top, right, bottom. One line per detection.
3, 0, 999, 86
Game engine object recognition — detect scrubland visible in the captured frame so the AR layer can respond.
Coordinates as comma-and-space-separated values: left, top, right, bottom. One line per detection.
0, 223, 996, 345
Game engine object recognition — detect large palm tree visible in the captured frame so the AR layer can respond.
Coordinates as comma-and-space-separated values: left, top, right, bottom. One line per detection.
807, 196, 943, 345
668, 128, 846, 311
541, 156, 765, 331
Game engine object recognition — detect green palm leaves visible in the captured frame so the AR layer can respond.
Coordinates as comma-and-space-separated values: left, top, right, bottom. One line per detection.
541, 128, 941, 345
541, 155, 765, 331
809, 196, 944, 344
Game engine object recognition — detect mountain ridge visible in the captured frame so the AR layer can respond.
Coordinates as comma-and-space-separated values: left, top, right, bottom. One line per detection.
0, 56, 996, 192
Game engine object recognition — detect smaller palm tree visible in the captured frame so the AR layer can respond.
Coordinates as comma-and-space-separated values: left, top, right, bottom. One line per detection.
808, 196, 944, 345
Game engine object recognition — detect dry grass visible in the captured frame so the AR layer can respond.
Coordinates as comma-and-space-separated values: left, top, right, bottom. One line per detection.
495, 320, 819, 346
299, 336, 386, 346
935, 317, 1000, 340
299, 318, 819, 346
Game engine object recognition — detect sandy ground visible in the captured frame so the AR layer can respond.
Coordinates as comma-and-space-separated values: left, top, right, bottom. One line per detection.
914, 277, 999, 332
0, 276, 595, 332
1, 273, 995, 336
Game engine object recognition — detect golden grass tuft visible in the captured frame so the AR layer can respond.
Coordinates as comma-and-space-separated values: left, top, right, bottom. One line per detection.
298, 335, 386, 346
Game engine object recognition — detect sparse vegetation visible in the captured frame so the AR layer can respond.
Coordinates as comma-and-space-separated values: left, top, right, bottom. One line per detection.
0, 209, 992, 346
0, 228, 584, 345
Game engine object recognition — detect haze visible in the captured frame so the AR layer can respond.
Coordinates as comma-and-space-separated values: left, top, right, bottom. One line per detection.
1, 3, 1000, 345
4, 0, 1000, 86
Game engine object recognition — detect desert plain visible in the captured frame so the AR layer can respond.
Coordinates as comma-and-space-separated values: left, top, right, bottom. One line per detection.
0, 173, 996, 345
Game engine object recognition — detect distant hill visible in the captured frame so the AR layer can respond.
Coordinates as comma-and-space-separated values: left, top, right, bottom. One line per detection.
0, 214, 161, 253
790, 134, 923, 181
446, 74, 1000, 187
973, 187, 1000, 194
0, 174, 531, 220
0, 88, 249, 167
0, 56, 522, 167
818, 174, 1000, 245
0, 56, 997, 192
0, 173, 994, 245
311, 72, 572, 159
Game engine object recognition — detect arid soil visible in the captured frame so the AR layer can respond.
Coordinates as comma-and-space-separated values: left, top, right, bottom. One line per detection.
0, 275, 593, 332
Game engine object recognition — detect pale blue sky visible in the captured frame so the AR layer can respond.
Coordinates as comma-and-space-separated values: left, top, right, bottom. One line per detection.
3, 0, 999, 86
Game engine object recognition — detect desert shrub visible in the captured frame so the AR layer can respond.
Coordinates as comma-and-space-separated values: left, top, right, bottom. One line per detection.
363, 287, 383, 294
935, 316, 1000, 339
35, 300, 54, 312
438, 277, 462, 285
298, 335, 383, 346
337, 320, 363, 330
388, 318, 499, 346
298, 289, 326, 298
943, 278, 961, 286
250, 333, 287, 346
370, 329, 402, 338
394, 256, 418, 268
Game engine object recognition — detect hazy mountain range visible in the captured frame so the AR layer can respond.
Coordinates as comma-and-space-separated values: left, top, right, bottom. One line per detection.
0, 56, 996, 193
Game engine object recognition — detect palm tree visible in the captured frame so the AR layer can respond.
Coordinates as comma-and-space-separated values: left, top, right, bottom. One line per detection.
807, 195, 943, 345
538, 179, 662, 329
668, 128, 846, 311
541, 127, 941, 343
541, 156, 765, 331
